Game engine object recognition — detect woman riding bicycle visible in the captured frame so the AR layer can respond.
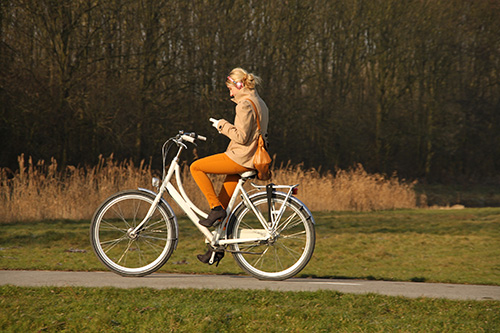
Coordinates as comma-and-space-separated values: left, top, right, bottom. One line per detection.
190, 68, 269, 262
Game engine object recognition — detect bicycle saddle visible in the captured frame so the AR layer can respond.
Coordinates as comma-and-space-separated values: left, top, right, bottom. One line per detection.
240, 170, 257, 179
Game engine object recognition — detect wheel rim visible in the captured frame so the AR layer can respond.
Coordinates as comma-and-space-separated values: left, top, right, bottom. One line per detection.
93, 194, 173, 274
231, 196, 314, 279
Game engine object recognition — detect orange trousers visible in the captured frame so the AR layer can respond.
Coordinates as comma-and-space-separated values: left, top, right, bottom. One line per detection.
190, 153, 252, 209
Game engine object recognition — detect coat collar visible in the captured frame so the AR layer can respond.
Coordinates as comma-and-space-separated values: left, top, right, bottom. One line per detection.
231, 88, 256, 104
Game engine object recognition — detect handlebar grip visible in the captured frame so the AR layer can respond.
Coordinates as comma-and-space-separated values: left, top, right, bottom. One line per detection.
182, 135, 195, 143
180, 132, 206, 143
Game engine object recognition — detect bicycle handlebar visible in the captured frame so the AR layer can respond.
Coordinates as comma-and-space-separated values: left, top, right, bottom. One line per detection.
161, 131, 205, 180
177, 131, 206, 144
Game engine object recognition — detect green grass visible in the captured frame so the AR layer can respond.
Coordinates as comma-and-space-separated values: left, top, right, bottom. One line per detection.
0, 286, 498, 332
1, 209, 499, 332
1, 208, 500, 285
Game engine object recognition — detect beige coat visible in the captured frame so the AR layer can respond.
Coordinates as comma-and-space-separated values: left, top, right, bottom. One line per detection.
217, 88, 269, 169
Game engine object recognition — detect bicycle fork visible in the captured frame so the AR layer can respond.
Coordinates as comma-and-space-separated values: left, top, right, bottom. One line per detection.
130, 152, 182, 238
131, 153, 214, 242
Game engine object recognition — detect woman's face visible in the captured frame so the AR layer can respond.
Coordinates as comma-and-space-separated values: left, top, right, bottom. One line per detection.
227, 84, 240, 97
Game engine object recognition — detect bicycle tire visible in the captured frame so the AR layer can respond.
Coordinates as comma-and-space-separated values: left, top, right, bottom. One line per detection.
227, 192, 315, 281
90, 190, 178, 277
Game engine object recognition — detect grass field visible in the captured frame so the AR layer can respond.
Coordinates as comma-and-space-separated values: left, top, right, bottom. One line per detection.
1, 208, 499, 285
1, 208, 499, 331
1, 286, 498, 332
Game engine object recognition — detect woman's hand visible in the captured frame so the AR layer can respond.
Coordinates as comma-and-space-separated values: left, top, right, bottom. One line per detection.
209, 118, 220, 131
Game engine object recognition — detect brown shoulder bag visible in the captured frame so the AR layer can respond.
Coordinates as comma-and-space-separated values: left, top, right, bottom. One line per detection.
246, 99, 272, 181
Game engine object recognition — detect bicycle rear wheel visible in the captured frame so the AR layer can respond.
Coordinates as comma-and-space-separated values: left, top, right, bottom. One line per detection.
228, 192, 315, 280
90, 190, 177, 277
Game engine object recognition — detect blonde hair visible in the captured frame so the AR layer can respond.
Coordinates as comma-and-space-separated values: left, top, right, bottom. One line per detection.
226, 68, 262, 89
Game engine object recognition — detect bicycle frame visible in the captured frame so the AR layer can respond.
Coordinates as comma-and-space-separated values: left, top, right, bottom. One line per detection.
90, 131, 316, 279
129, 133, 300, 248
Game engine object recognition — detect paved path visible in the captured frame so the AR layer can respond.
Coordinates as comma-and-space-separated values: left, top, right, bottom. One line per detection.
1, 270, 499, 301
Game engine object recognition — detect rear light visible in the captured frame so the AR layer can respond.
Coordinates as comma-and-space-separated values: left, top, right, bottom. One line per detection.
292, 187, 298, 195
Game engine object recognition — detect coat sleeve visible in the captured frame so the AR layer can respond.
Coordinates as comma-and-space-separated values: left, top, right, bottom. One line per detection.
218, 101, 255, 144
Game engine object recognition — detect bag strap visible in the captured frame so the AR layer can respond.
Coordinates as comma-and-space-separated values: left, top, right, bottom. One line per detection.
245, 99, 261, 131
246, 99, 269, 149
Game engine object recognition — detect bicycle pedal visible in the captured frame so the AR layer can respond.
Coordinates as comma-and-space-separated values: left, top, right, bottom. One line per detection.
208, 251, 216, 265
208, 251, 224, 266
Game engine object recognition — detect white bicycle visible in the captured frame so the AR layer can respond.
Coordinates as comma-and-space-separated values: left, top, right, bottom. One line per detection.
90, 131, 315, 280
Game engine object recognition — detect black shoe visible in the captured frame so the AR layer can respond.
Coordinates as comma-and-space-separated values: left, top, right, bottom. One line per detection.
197, 248, 225, 267
199, 206, 227, 227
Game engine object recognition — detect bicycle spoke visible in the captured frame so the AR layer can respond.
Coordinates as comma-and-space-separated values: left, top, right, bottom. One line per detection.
101, 235, 128, 254
140, 234, 168, 242
274, 246, 284, 272
111, 204, 132, 229
275, 213, 301, 234
132, 200, 143, 225
143, 218, 166, 231
276, 241, 302, 259
280, 230, 306, 240
117, 239, 134, 264
137, 241, 150, 267
238, 218, 256, 230
100, 220, 128, 233
252, 246, 269, 268
141, 236, 168, 252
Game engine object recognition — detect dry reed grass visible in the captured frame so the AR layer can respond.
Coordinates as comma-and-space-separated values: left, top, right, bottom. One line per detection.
0, 155, 417, 223
272, 162, 417, 212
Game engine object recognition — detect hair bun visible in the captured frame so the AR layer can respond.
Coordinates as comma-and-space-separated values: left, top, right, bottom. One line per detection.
227, 68, 261, 89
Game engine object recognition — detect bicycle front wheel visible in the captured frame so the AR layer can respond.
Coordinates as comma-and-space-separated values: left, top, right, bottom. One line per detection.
90, 190, 177, 277
228, 192, 315, 280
